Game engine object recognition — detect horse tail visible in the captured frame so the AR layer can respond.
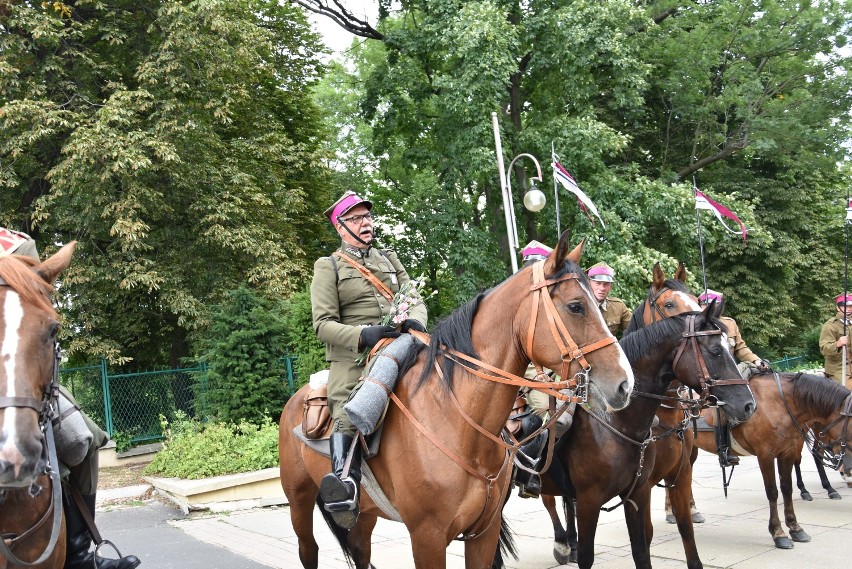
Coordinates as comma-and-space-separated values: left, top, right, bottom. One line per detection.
315, 496, 354, 566
490, 516, 517, 569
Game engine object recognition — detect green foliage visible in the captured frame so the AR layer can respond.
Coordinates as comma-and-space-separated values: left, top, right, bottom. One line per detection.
279, 288, 327, 390
143, 413, 278, 479
196, 287, 289, 424
111, 430, 134, 454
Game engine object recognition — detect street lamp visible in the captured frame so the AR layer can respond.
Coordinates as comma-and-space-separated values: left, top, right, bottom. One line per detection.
492, 112, 546, 273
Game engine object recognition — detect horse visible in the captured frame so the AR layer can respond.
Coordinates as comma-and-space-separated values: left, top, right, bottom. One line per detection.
531, 306, 756, 569
0, 242, 77, 568
794, 438, 847, 500
278, 234, 635, 569
689, 371, 852, 549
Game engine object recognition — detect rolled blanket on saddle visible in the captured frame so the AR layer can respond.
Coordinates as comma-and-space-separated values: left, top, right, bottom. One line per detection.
344, 334, 415, 435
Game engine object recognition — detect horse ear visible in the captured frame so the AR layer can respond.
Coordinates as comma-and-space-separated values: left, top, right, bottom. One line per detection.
674, 262, 687, 283
544, 232, 582, 273
701, 298, 721, 321
565, 239, 585, 264
652, 262, 665, 291
35, 241, 76, 284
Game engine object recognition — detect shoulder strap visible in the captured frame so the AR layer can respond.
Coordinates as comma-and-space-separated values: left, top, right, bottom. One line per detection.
332, 251, 394, 302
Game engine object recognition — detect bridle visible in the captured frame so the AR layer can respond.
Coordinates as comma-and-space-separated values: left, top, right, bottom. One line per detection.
670, 314, 750, 408
0, 286, 64, 567
775, 372, 852, 470
645, 286, 685, 324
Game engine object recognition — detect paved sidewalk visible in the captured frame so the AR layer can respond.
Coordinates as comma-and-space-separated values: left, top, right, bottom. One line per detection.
112, 450, 848, 568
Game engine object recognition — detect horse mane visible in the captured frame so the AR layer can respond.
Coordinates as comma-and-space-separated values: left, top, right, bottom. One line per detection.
790, 372, 852, 417
625, 279, 695, 335
0, 255, 56, 316
620, 311, 726, 363
415, 258, 589, 393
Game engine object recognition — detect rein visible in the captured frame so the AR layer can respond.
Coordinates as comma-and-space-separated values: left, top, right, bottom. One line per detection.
0, 343, 64, 567
774, 372, 852, 469
386, 263, 616, 540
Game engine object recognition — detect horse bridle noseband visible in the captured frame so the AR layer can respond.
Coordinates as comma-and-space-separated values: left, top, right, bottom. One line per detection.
670, 314, 750, 407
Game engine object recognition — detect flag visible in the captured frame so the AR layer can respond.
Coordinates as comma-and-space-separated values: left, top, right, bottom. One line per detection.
695, 189, 747, 242
552, 161, 606, 228
846, 199, 852, 222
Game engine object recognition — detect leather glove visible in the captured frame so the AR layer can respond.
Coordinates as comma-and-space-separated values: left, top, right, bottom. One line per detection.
359, 325, 401, 350
400, 319, 426, 333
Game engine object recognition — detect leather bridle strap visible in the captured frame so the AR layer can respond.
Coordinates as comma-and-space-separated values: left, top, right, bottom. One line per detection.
671, 315, 748, 401
0, 397, 44, 412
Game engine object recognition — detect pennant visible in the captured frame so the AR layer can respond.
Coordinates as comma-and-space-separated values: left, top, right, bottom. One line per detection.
695, 189, 747, 242
552, 161, 606, 228
846, 199, 852, 222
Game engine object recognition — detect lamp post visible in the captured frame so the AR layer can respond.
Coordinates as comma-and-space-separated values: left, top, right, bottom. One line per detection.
492, 112, 546, 273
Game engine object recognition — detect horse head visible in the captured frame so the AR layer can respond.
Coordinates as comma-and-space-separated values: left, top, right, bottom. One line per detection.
0, 242, 75, 488
523, 232, 634, 412
669, 302, 757, 425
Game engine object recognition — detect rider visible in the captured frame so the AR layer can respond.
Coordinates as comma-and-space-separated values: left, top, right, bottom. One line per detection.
311, 191, 427, 529
818, 293, 852, 389
0, 228, 141, 569
586, 262, 632, 338
698, 289, 770, 377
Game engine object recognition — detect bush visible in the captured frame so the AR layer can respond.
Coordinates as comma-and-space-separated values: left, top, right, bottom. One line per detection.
143, 413, 278, 479
280, 287, 327, 391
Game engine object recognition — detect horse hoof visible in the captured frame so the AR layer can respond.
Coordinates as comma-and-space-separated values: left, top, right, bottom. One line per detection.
665, 514, 676, 524
829, 490, 842, 500
790, 529, 811, 543
691, 512, 705, 524
773, 536, 794, 549
553, 543, 571, 565
800, 491, 813, 501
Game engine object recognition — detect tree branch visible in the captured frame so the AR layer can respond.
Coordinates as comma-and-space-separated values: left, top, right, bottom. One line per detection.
290, 0, 383, 40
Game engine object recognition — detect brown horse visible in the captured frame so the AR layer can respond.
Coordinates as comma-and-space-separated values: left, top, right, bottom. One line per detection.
533, 307, 755, 569
0, 242, 77, 568
278, 234, 635, 569
690, 372, 852, 549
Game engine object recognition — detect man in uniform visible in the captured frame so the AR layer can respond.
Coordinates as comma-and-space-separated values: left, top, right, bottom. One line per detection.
311, 191, 427, 528
587, 261, 632, 337
0, 228, 141, 569
819, 293, 852, 389
699, 290, 769, 377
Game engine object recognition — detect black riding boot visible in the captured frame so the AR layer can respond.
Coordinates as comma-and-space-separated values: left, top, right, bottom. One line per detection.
63, 490, 141, 569
714, 408, 739, 467
514, 429, 549, 499
319, 432, 362, 529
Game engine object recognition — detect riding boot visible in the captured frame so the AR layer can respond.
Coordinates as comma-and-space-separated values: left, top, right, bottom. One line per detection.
714, 408, 739, 467
319, 432, 362, 529
514, 430, 549, 499
63, 490, 141, 569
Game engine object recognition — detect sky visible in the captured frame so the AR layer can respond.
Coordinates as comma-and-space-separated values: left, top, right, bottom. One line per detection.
307, 1, 377, 57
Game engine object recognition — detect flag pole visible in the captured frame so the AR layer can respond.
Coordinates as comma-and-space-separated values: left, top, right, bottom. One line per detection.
552, 142, 561, 237
843, 188, 850, 383
694, 177, 709, 295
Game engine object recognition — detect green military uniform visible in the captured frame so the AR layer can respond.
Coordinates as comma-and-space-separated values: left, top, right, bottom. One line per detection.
598, 297, 632, 337
720, 316, 760, 366
311, 245, 427, 436
819, 316, 852, 385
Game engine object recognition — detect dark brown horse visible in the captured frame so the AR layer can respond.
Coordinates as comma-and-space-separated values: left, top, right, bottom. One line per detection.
534, 306, 756, 569
0, 243, 77, 568
690, 372, 852, 549
278, 235, 635, 569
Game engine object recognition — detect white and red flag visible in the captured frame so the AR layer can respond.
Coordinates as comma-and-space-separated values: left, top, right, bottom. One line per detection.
695, 189, 747, 242
552, 161, 606, 228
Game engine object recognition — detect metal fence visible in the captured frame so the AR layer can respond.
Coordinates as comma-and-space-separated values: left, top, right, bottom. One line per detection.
60, 357, 298, 444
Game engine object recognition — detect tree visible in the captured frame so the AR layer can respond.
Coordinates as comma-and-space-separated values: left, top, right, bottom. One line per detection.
197, 287, 289, 424
0, 0, 333, 367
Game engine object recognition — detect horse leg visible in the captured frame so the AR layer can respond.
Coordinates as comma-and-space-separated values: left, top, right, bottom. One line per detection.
664, 486, 676, 523
285, 484, 321, 569
564, 497, 579, 564
574, 497, 603, 569
794, 458, 812, 501
622, 483, 652, 569
668, 478, 703, 569
813, 449, 842, 499
541, 494, 571, 565
462, 515, 505, 569
779, 456, 811, 544
349, 513, 378, 569
757, 455, 792, 549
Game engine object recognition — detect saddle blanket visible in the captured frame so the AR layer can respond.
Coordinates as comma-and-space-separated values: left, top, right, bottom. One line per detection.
292, 426, 402, 523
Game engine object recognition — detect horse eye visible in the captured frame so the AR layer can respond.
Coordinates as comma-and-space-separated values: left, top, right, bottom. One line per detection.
566, 303, 584, 314
48, 323, 59, 340
664, 301, 675, 309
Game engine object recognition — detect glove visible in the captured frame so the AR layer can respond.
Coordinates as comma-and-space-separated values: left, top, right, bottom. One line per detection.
756, 359, 771, 373
400, 319, 426, 333
359, 325, 401, 350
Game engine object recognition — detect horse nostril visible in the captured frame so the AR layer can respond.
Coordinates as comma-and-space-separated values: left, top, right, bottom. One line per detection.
618, 380, 631, 399
745, 402, 756, 416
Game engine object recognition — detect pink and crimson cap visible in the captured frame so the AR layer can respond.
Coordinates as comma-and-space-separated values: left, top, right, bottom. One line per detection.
587, 262, 615, 282
521, 240, 553, 261
323, 190, 373, 224
835, 293, 852, 306
698, 289, 724, 304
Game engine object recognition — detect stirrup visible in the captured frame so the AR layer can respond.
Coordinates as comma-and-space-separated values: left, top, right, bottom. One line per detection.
319, 474, 360, 529
718, 446, 739, 467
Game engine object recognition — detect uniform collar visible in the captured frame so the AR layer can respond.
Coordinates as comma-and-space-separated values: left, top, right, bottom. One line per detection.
598, 299, 608, 311
341, 244, 371, 259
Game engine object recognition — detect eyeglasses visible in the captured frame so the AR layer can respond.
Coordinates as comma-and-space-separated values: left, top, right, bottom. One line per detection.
338, 212, 373, 224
